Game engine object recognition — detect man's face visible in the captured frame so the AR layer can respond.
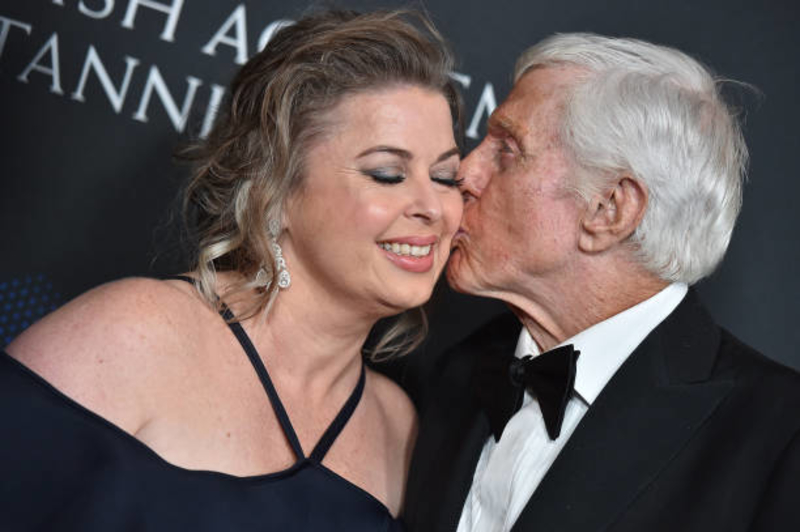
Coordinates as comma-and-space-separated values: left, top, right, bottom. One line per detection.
447, 66, 587, 305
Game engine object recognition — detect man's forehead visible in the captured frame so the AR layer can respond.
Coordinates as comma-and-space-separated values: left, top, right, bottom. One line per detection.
488, 66, 580, 140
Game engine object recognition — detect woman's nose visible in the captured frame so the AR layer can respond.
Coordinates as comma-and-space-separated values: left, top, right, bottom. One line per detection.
405, 176, 443, 223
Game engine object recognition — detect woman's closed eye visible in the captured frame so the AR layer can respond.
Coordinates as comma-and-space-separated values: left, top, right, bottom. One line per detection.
363, 164, 462, 188
431, 174, 464, 188
365, 169, 405, 184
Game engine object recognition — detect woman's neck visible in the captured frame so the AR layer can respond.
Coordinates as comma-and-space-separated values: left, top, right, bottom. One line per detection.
222, 271, 377, 400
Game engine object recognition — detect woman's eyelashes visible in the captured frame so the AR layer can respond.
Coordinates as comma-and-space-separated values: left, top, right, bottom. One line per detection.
366, 169, 404, 184
431, 175, 464, 188
364, 168, 462, 188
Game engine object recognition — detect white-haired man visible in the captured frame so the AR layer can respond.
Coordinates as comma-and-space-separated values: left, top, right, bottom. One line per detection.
404, 34, 800, 531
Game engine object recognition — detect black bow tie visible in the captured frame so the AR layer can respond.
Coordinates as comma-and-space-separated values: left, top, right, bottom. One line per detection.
473, 344, 580, 441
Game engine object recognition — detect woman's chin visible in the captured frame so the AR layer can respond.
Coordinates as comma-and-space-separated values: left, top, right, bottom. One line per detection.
379, 286, 435, 314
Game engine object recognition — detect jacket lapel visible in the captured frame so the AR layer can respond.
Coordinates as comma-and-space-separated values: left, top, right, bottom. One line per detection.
512, 290, 734, 531
405, 313, 520, 532
430, 406, 492, 531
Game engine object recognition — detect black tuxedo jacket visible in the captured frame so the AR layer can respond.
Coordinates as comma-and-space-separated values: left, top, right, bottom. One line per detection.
404, 290, 800, 531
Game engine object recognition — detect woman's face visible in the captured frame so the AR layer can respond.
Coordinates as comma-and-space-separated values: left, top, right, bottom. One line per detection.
284, 85, 463, 317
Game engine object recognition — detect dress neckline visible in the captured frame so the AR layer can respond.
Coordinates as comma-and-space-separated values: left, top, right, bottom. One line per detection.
166, 274, 367, 465
221, 304, 366, 463
0, 350, 396, 518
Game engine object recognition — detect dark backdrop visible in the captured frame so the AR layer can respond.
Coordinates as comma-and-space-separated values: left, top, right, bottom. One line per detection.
2, 1, 798, 379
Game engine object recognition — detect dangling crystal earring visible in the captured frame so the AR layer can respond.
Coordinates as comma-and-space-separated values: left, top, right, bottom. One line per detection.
268, 219, 291, 289
254, 267, 270, 288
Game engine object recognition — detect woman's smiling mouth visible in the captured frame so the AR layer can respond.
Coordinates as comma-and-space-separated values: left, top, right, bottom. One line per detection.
377, 236, 439, 272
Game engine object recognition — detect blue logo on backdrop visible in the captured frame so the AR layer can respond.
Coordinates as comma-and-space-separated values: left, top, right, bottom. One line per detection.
0, 275, 62, 347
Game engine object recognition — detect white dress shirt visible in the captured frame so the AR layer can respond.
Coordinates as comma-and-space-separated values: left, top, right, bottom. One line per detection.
457, 283, 689, 532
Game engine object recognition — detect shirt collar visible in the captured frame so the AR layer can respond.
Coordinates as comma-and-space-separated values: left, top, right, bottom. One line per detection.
514, 282, 688, 405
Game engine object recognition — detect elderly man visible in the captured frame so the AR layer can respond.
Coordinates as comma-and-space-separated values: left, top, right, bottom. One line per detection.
404, 34, 800, 531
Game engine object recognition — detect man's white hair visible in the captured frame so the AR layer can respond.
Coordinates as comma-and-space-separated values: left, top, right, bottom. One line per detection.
516, 33, 748, 284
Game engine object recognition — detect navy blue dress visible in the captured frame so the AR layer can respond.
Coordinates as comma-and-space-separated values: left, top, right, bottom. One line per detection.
0, 294, 404, 531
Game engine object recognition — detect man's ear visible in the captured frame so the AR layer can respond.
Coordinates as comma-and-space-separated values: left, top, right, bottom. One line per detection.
578, 176, 648, 253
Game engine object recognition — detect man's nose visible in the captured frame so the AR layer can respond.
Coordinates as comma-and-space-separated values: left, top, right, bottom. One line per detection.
458, 144, 490, 202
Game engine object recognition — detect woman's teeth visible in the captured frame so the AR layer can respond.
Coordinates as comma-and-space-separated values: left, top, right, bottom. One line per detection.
380, 242, 432, 257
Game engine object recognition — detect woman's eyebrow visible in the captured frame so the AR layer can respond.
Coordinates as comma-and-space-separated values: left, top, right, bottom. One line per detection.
435, 147, 460, 163
356, 145, 459, 163
356, 146, 411, 159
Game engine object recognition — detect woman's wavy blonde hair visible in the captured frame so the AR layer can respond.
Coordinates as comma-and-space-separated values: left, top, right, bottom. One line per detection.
180, 9, 462, 360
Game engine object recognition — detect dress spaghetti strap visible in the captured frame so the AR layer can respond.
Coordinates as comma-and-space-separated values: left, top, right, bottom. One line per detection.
166, 274, 366, 463
162, 274, 198, 285
223, 311, 306, 459
309, 363, 365, 462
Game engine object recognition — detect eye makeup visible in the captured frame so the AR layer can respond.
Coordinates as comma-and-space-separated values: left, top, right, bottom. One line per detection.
364, 169, 405, 184
431, 175, 464, 188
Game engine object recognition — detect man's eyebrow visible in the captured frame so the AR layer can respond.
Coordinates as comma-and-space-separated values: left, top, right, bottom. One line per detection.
487, 113, 530, 159
356, 146, 411, 159
487, 113, 524, 144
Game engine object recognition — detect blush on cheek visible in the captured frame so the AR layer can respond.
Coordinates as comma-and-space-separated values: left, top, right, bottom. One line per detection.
362, 202, 394, 225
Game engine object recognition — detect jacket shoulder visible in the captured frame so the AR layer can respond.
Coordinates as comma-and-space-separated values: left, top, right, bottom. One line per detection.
716, 328, 800, 397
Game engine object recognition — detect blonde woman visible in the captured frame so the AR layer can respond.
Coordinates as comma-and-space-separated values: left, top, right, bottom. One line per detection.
1, 10, 463, 531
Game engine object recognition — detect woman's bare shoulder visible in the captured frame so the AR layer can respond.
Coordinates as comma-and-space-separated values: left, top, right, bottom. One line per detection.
5, 277, 210, 432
